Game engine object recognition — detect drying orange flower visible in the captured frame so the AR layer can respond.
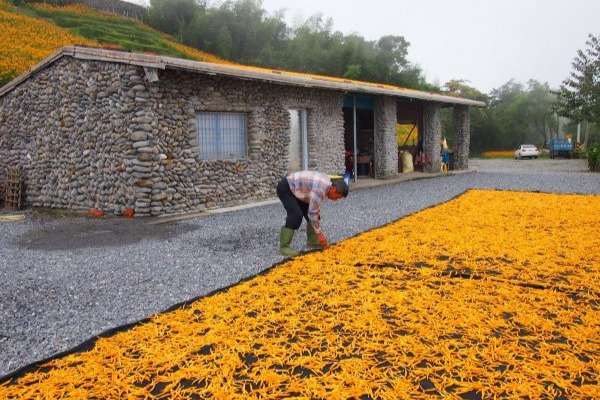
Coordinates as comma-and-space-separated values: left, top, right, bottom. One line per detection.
481, 150, 516, 158
88, 208, 105, 218
122, 208, 135, 219
0, 190, 598, 399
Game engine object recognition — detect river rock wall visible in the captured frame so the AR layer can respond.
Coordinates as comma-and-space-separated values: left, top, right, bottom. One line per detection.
0, 57, 345, 216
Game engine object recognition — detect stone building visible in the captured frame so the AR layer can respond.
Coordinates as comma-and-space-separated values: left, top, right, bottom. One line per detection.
0, 47, 484, 216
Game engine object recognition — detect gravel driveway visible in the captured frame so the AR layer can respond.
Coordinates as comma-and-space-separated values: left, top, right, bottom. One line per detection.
470, 157, 591, 174
1, 159, 599, 377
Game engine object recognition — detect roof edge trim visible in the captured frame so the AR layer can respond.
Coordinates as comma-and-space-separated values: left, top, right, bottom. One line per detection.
0, 46, 486, 107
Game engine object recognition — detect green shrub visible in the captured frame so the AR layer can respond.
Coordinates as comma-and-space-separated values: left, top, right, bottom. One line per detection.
587, 144, 600, 172
0, 71, 16, 87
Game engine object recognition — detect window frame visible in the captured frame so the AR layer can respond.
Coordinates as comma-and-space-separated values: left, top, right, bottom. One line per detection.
196, 111, 249, 161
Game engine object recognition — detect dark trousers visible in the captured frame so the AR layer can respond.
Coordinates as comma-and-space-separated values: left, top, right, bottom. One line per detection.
277, 178, 309, 230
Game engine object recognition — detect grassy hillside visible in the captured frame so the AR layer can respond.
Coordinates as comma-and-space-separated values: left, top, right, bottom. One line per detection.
0, 0, 97, 85
0, 1, 226, 86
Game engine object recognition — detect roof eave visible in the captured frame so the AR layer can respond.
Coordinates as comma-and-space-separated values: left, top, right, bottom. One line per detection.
0, 46, 486, 108
157, 54, 486, 107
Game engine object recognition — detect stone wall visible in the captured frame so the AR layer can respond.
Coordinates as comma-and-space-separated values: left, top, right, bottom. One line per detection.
422, 103, 442, 173
373, 96, 398, 178
149, 70, 344, 215
0, 57, 345, 216
453, 105, 470, 170
0, 58, 139, 214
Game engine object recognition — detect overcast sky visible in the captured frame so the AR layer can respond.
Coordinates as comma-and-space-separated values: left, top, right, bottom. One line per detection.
132, 0, 599, 92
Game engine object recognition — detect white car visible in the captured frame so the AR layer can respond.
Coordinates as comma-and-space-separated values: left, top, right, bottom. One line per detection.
514, 144, 540, 159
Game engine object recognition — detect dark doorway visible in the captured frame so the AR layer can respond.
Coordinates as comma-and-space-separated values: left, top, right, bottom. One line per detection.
343, 95, 375, 178
397, 100, 423, 171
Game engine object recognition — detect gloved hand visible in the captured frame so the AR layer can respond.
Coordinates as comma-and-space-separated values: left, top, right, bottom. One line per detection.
317, 233, 329, 249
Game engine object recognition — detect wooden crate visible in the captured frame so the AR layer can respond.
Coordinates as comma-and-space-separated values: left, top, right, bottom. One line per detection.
4, 166, 23, 210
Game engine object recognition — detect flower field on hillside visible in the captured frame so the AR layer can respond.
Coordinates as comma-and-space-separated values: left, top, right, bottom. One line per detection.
30, 2, 226, 64
0, 0, 226, 85
32, 2, 112, 17
1, 190, 598, 399
0, 0, 97, 84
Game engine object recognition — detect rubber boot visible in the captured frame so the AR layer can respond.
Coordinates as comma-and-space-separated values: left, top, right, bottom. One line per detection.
306, 223, 322, 249
280, 227, 299, 257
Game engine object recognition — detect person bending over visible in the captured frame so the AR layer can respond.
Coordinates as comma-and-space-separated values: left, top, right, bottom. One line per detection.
276, 170, 349, 257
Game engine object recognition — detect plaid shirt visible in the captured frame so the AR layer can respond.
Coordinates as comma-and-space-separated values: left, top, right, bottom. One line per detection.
286, 171, 332, 235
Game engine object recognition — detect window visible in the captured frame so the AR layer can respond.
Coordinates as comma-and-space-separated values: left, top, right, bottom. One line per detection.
287, 109, 308, 172
197, 112, 247, 160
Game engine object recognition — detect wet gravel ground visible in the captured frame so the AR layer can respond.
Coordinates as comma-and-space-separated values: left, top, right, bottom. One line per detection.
470, 158, 591, 174
0, 159, 599, 376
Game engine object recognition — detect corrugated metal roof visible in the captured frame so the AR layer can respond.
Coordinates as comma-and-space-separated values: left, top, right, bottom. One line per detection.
0, 46, 486, 107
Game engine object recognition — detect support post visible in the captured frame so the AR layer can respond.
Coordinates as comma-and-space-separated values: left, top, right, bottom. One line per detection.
422, 103, 442, 173
453, 105, 471, 170
373, 96, 398, 178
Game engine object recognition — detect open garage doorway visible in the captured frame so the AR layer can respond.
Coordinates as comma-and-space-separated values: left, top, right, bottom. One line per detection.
343, 94, 374, 180
397, 100, 423, 172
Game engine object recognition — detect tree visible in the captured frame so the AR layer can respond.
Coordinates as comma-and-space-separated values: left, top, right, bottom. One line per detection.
372, 35, 409, 82
557, 34, 600, 123
443, 79, 558, 154
215, 26, 233, 59
525, 80, 557, 146
442, 80, 492, 152
444, 79, 488, 101
343, 65, 362, 80
144, 0, 433, 90
147, 0, 201, 42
